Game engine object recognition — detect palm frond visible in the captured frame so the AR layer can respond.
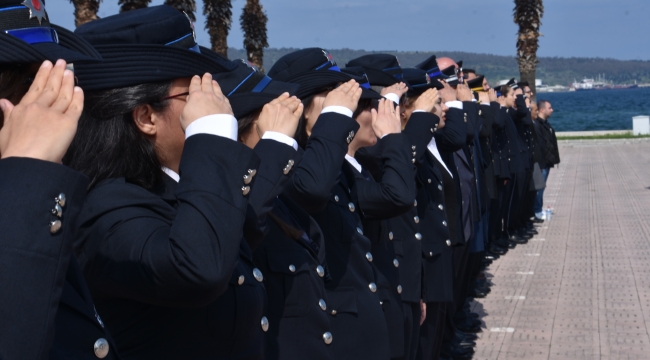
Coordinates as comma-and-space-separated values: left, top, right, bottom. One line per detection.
204, 0, 232, 56
240, 0, 268, 71
69, 0, 101, 27
118, 0, 151, 13
164, 0, 196, 21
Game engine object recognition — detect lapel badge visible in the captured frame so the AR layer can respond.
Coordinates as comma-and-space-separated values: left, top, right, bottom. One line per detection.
22, 0, 47, 25
322, 50, 336, 66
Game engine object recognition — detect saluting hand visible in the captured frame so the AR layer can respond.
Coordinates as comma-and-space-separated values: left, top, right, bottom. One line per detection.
322, 79, 362, 114
0, 59, 83, 163
413, 88, 439, 113
478, 91, 490, 104
439, 85, 457, 104
487, 88, 497, 102
256, 92, 303, 138
371, 99, 401, 138
380, 82, 408, 98
456, 84, 473, 102
180, 73, 233, 131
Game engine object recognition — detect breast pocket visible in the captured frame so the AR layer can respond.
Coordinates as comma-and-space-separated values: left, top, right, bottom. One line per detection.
266, 250, 313, 317
326, 287, 358, 316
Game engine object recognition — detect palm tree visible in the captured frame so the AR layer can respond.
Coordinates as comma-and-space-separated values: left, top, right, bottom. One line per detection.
204, 0, 232, 57
69, 0, 101, 27
118, 0, 151, 13
513, 0, 544, 101
240, 0, 268, 72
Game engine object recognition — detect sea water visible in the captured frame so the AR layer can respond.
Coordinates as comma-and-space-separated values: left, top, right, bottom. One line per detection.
536, 87, 650, 131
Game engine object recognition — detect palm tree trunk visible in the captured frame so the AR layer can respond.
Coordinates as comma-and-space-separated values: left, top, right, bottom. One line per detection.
204, 0, 232, 57
118, 0, 152, 13
513, 0, 544, 102
240, 0, 268, 72
69, 0, 100, 27
164, 0, 196, 21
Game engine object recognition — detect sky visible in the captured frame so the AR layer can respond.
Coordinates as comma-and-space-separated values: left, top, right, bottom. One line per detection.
46, 0, 650, 61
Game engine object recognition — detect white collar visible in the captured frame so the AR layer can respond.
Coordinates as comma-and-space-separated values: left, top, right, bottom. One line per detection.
345, 154, 362, 173
162, 166, 180, 183
426, 138, 452, 177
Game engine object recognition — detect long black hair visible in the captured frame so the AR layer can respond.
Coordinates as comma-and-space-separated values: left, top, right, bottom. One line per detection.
63, 81, 173, 190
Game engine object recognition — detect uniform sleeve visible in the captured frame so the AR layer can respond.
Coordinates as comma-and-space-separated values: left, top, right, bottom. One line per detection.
356, 133, 416, 220
434, 108, 467, 153
0, 158, 89, 360
79, 134, 260, 308
491, 102, 506, 129
402, 112, 440, 168
284, 112, 360, 213
514, 95, 532, 125
243, 139, 301, 251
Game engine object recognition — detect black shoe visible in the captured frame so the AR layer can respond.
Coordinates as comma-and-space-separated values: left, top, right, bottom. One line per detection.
527, 228, 539, 235
532, 217, 544, 223
457, 322, 482, 333
484, 253, 498, 261
497, 237, 516, 248
516, 229, 533, 239
507, 234, 528, 244
489, 245, 507, 255
456, 330, 478, 341
458, 339, 476, 348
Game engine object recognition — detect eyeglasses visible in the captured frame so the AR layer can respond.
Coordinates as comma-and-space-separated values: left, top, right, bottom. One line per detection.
162, 91, 190, 101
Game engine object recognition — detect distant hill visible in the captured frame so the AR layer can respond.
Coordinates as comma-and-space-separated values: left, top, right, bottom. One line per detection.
227, 48, 650, 86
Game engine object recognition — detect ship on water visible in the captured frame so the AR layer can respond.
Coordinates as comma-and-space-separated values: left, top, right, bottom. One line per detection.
571, 74, 638, 91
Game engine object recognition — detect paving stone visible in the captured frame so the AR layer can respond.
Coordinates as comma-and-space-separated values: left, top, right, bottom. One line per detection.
473, 142, 650, 359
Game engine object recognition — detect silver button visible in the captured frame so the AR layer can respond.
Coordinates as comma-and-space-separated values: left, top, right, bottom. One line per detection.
50, 220, 62, 234
261, 316, 269, 332
397, 285, 403, 294
412, 151, 416, 157
438, 204, 444, 210
428, 179, 432, 183
442, 221, 447, 227
51, 204, 62, 218
253, 268, 264, 282
446, 240, 452, 246
334, 195, 339, 202
393, 259, 399, 267
414, 199, 417, 206
438, 184, 443, 190
389, 232, 394, 240
93, 338, 109, 358
415, 233, 422, 240
248, 169, 257, 177
412, 145, 416, 150
430, 128, 434, 133
323, 331, 333, 345
317, 265, 325, 277
365, 252, 373, 262
331, 310, 337, 315
242, 186, 250, 196
414, 216, 420, 224
243, 174, 252, 184
319, 299, 327, 311
368, 282, 377, 292
412, 158, 416, 164
238, 275, 245, 285
429, 252, 433, 257
346, 130, 355, 144
289, 264, 296, 273
55, 193, 66, 207
348, 203, 355, 212
357, 227, 363, 235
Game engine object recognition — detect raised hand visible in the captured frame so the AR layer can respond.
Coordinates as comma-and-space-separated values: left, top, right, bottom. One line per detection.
456, 84, 473, 102
439, 84, 457, 104
322, 79, 362, 113
380, 82, 409, 98
371, 99, 401, 138
478, 91, 490, 103
0, 60, 84, 163
413, 88, 440, 113
256, 93, 303, 137
180, 73, 233, 130
488, 88, 497, 102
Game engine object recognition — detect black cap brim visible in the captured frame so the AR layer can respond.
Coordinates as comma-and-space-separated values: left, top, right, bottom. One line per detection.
0, 33, 47, 63
363, 67, 401, 87
285, 70, 353, 99
228, 81, 300, 119
75, 44, 235, 92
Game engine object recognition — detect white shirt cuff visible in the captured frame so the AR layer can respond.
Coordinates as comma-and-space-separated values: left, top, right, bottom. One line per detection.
413, 110, 426, 113
383, 93, 400, 105
481, 102, 490, 106
345, 154, 362, 173
185, 114, 238, 141
262, 131, 298, 151
445, 101, 463, 110
321, 106, 353, 118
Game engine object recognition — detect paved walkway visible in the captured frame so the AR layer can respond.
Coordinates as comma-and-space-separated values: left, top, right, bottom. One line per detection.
473, 139, 650, 359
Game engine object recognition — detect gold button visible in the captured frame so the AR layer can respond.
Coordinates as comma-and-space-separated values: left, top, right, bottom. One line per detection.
50, 220, 62, 234
248, 169, 257, 177
55, 193, 66, 207
51, 204, 62, 218
243, 174, 252, 184
242, 186, 250, 195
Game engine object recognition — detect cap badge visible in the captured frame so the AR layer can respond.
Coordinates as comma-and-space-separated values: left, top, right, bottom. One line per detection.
22, 0, 47, 25
322, 50, 336, 66
183, 11, 196, 42
239, 59, 260, 72
425, 73, 431, 84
